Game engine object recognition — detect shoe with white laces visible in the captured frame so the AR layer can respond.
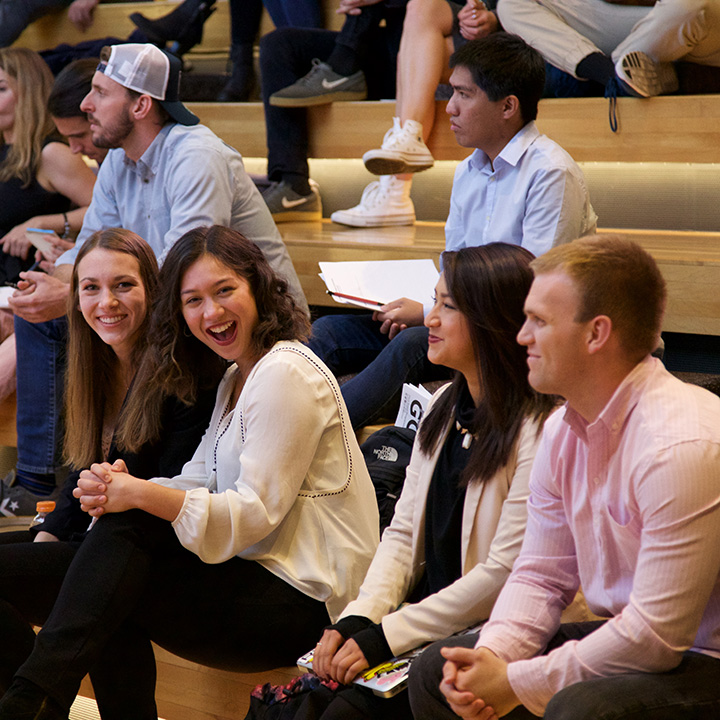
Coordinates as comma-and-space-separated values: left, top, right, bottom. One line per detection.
269, 59, 367, 107
363, 118, 434, 176
262, 180, 322, 222
615, 51, 678, 98
331, 176, 415, 228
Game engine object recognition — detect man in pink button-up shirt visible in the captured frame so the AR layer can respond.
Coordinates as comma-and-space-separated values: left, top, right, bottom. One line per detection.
409, 234, 720, 719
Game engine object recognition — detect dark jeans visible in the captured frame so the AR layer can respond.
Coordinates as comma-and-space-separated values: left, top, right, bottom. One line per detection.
259, 6, 404, 183
230, 0, 322, 45
306, 316, 451, 428
14, 316, 67, 477
2, 510, 329, 719
408, 622, 720, 720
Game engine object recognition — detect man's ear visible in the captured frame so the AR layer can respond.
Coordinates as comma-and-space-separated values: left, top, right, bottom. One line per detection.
502, 94, 521, 121
587, 315, 613, 354
131, 94, 154, 121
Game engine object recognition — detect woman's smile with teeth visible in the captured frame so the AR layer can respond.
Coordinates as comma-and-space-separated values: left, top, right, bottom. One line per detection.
98, 315, 126, 325
208, 320, 237, 343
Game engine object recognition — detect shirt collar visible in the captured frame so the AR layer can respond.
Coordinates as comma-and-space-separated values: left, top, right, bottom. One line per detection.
122, 122, 174, 175
467, 121, 540, 173
562, 355, 658, 443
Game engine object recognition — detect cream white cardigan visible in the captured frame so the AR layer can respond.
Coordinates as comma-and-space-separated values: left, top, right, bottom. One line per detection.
341, 386, 544, 655
152, 341, 380, 622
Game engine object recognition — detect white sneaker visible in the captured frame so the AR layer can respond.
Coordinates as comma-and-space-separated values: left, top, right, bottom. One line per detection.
615, 51, 678, 97
363, 118, 434, 175
331, 175, 415, 227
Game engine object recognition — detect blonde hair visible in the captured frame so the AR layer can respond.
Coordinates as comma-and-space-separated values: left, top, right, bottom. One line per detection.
0, 48, 56, 188
531, 234, 666, 361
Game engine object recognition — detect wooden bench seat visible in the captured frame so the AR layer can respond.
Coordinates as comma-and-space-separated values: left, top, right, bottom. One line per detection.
278, 220, 720, 337
189, 94, 720, 164
14, 0, 345, 55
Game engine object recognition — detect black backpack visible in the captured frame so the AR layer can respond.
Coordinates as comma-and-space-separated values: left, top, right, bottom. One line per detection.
360, 426, 415, 534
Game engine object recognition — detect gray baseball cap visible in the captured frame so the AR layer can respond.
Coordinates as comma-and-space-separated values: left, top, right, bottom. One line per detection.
98, 43, 199, 126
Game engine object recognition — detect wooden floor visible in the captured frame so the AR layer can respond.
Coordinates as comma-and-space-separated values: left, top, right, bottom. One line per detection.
79, 650, 298, 720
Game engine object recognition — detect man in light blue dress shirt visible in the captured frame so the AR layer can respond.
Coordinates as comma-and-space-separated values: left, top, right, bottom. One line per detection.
3, 44, 305, 517
308, 33, 596, 429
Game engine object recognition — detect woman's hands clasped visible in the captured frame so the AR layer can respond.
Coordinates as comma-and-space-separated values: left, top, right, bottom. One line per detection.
313, 629, 371, 685
73, 458, 139, 516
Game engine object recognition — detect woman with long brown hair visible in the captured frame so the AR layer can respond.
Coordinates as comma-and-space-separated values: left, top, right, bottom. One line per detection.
308, 242, 556, 720
0, 225, 378, 720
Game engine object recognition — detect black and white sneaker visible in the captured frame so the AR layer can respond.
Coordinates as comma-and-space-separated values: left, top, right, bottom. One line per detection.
0, 470, 58, 526
615, 51, 678, 98
263, 181, 322, 222
269, 59, 367, 107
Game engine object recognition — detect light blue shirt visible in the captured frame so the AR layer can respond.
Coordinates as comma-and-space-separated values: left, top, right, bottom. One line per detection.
444, 121, 597, 258
58, 123, 307, 311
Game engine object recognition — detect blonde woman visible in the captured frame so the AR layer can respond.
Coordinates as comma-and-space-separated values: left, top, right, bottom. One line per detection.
0, 48, 96, 407
0, 47, 95, 283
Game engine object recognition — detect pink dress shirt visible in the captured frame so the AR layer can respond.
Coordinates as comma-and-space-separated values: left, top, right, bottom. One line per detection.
477, 357, 720, 716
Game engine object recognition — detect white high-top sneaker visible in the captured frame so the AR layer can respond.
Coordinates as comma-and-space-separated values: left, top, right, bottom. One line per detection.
363, 118, 434, 175
331, 175, 415, 227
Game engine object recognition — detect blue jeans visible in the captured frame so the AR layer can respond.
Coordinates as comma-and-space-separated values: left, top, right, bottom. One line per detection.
408, 622, 720, 720
14, 316, 67, 476
307, 314, 451, 428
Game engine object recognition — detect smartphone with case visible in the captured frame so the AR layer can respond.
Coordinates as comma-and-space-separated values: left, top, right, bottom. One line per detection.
25, 228, 60, 256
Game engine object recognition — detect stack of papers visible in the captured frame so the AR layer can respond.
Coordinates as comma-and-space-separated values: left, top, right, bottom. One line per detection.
319, 259, 439, 310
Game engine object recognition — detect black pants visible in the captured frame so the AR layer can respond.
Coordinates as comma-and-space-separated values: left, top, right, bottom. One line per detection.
0, 511, 329, 719
259, 7, 405, 184
408, 622, 720, 720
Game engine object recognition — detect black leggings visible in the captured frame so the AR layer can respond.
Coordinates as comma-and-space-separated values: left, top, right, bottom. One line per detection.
0, 511, 329, 720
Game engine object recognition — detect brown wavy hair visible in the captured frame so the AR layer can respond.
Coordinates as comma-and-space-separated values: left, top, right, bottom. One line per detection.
0, 48, 57, 187
419, 243, 556, 485
117, 225, 309, 452
63, 228, 159, 468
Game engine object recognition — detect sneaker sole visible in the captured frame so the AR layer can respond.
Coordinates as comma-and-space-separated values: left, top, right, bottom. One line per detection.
363, 153, 434, 176
330, 212, 415, 228
269, 90, 367, 107
271, 208, 322, 223
616, 53, 678, 98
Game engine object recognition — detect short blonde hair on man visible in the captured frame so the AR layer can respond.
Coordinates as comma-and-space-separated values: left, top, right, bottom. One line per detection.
531, 234, 666, 361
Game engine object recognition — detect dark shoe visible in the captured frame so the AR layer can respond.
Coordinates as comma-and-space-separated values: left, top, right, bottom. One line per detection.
0, 678, 66, 720
262, 181, 322, 222
131, 0, 217, 55
0, 470, 59, 526
217, 42, 255, 102
269, 59, 367, 107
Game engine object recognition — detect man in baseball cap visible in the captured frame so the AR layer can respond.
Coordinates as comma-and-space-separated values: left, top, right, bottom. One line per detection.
7, 43, 306, 517
95, 42, 199, 126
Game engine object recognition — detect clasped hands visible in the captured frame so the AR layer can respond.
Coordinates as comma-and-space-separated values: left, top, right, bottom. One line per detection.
457, 0, 499, 41
73, 459, 139, 517
312, 629, 370, 686
440, 646, 520, 719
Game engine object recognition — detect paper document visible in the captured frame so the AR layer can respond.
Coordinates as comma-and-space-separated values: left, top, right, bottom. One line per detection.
319, 259, 439, 310
395, 383, 433, 431
0, 287, 15, 309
